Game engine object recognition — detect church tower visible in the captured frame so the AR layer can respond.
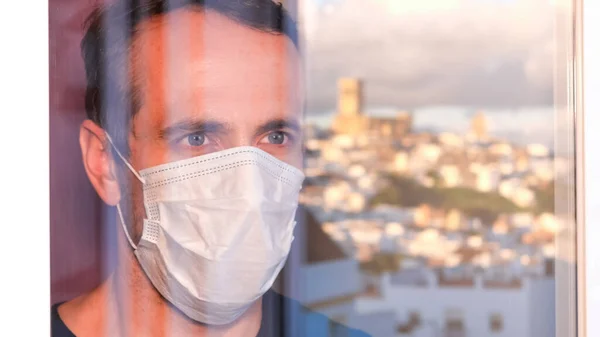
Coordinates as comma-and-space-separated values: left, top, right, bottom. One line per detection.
471, 111, 488, 140
338, 78, 362, 117
332, 78, 368, 135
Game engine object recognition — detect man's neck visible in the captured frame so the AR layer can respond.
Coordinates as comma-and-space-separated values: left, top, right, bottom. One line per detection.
58, 241, 263, 337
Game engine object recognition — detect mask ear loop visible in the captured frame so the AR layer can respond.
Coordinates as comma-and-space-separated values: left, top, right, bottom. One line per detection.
105, 134, 145, 184
117, 204, 137, 249
105, 133, 145, 250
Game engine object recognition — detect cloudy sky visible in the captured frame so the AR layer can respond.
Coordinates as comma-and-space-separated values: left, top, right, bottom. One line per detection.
301, 0, 559, 113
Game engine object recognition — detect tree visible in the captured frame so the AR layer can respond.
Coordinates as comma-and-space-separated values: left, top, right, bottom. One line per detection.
532, 181, 555, 214
369, 175, 522, 225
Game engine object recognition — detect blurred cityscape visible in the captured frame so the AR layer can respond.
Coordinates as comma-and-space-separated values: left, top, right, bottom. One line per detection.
297, 78, 560, 337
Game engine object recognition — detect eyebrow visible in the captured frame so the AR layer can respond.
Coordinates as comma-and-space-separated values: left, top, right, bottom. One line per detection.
159, 118, 230, 139
253, 118, 302, 138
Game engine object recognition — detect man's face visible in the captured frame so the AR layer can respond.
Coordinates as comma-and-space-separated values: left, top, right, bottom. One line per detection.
120, 8, 303, 240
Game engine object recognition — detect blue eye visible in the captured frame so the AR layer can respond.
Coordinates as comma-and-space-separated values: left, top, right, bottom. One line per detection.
265, 131, 287, 145
186, 133, 206, 146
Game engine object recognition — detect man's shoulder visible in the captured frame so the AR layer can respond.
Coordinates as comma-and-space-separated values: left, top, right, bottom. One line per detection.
51, 302, 77, 337
325, 318, 371, 337
268, 290, 371, 337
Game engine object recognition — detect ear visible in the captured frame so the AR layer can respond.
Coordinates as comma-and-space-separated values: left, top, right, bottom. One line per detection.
79, 120, 122, 206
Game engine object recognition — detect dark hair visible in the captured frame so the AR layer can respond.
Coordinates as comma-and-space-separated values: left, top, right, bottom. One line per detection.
81, 0, 299, 151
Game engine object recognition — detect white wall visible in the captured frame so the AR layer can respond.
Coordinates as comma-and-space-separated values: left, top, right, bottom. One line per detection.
348, 311, 397, 337
299, 259, 399, 337
354, 273, 555, 337
529, 278, 556, 337
313, 301, 355, 320
300, 258, 361, 305
583, 2, 600, 336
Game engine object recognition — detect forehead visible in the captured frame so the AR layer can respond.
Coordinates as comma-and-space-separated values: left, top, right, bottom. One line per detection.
128, 8, 302, 119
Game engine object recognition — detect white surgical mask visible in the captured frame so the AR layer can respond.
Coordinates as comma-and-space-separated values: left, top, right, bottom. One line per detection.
106, 135, 305, 326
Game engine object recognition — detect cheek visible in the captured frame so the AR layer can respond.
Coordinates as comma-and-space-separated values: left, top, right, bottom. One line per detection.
286, 148, 304, 170
115, 166, 147, 242
130, 185, 147, 239
261, 141, 303, 169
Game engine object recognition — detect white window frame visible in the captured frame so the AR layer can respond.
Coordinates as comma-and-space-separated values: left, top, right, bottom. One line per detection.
580, 1, 600, 337
1, 0, 595, 335
0, 1, 50, 336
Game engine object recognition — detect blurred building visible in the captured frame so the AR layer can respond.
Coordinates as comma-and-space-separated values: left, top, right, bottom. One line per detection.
293, 209, 396, 337
368, 111, 413, 140
355, 268, 555, 337
332, 77, 413, 140
301, 76, 558, 337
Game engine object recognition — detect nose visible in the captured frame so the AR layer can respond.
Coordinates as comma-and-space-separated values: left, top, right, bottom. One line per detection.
218, 127, 254, 150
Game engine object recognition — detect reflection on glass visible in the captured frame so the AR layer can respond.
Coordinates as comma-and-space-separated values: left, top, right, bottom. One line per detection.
298, 0, 567, 336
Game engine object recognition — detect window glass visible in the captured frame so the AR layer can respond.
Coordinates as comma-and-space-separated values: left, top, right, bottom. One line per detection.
295, 0, 577, 336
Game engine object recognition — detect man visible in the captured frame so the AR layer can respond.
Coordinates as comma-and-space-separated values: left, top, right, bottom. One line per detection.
51, 0, 369, 336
